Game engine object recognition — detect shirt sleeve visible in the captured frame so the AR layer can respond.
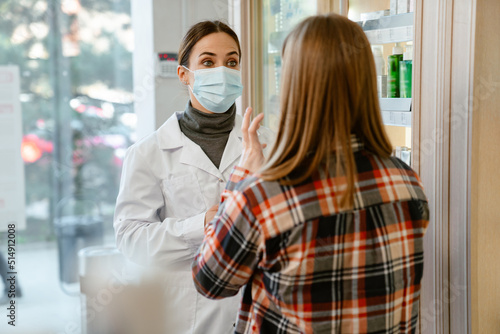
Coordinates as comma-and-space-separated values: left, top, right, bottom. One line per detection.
219, 166, 251, 201
113, 145, 205, 267
192, 166, 262, 299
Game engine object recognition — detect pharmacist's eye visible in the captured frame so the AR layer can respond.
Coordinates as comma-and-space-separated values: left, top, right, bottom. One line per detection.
202, 60, 214, 66
227, 60, 238, 67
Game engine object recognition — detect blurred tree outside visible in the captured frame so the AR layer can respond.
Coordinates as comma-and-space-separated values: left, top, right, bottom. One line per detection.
0, 0, 135, 243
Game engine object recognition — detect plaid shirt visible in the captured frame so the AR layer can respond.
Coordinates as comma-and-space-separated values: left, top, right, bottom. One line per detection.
192, 137, 429, 334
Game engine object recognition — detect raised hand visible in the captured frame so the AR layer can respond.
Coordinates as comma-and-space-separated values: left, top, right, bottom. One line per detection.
239, 107, 266, 173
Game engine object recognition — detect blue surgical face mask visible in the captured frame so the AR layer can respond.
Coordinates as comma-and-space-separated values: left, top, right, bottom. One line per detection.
183, 65, 243, 113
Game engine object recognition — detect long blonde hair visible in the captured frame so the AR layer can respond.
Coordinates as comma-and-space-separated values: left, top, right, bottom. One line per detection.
260, 14, 392, 208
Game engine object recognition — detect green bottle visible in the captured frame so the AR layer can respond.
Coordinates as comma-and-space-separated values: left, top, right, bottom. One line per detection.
388, 44, 404, 98
400, 45, 413, 98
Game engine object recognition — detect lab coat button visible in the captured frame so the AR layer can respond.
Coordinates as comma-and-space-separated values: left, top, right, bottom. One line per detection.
218, 179, 224, 183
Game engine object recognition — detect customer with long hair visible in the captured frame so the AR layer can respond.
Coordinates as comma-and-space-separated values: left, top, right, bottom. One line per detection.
192, 14, 429, 333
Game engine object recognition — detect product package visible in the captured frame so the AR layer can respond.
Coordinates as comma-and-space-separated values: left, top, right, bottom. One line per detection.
378, 75, 388, 98
390, 0, 398, 15
399, 45, 413, 98
372, 46, 388, 98
393, 146, 411, 165
400, 147, 411, 165
394, 146, 402, 159
397, 0, 411, 14
388, 44, 404, 98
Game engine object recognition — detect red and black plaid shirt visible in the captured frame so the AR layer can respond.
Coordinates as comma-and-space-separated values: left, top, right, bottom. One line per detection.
193, 137, 429, 333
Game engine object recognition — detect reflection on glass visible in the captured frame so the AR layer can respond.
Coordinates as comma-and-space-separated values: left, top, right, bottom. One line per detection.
348, 0, 414, 161
260, 0, 317, 131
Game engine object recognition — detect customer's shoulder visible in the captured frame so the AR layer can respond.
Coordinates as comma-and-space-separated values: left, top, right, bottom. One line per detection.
382, 154, 420, 179
356, 150, 418, 177
355, 150, 428, 204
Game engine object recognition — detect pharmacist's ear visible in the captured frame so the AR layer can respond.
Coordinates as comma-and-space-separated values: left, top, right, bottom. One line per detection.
177, 65, 190, 86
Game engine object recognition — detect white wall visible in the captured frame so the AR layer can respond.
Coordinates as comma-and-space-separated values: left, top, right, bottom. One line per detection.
132, 0, 231, 140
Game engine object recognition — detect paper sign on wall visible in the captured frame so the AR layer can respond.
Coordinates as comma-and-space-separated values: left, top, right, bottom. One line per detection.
0, 66, 26, 232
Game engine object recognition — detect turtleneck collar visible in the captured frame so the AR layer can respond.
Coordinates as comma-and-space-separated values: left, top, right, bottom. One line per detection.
177, 101, 237, 169
180, 101, 236, 135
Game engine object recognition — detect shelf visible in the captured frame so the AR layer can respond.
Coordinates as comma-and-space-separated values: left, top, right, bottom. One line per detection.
364, 27, 413, 44
380, 98, 411, 111
357, 13, 414, 44
380, 98, 412, 127
382, 111, 411, 127
358, 13, 414, 31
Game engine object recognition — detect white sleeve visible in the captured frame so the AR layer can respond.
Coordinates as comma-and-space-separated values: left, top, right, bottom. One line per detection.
113, 145, 205, 267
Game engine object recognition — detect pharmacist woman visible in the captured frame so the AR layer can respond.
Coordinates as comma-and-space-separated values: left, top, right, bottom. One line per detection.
113, 21, 274, 334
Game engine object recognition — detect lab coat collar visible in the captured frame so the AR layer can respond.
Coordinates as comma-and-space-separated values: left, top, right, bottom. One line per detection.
157, 111, 244, 178
180, 137, 223, 178
156, 112, 185, 150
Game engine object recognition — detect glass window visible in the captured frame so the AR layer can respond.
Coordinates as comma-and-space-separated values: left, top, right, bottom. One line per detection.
348, 0, 414, 162
259, 0, 317, 131
0, 0, 134, 332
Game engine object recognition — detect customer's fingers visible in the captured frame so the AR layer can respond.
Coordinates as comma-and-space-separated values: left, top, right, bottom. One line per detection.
248, 113, 264, 148
241, 107, 252, 146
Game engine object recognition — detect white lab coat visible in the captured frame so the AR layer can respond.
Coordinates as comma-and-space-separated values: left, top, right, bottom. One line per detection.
114, 111, 274, 334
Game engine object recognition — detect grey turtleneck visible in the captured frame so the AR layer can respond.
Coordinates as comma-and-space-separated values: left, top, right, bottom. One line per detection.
178, 102, 236, 169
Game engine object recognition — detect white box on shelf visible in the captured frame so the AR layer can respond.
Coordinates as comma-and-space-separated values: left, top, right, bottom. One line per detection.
400, 148, 411, 165
398, 0, 411, 14
377, 75, 387, 98
381, 111, 412, 127
390, 0, 398, 15
380, 98, 412, 127
395, 146, 402, 159
365, 26, 413, 44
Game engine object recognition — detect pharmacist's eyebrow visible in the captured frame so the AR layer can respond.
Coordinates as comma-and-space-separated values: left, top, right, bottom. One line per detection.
198, 52, 216, 57
198, 51, 239, 57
